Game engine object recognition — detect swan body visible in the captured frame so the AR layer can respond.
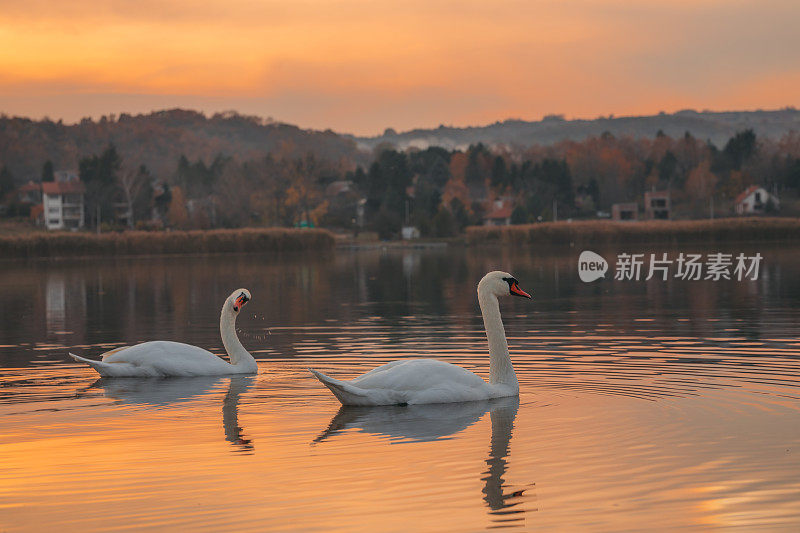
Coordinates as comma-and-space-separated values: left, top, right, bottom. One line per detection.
69, 289, 257, 377
310, 271, 530, 406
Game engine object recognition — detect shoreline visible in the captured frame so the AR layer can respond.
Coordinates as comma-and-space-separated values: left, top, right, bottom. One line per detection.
466, 218, 800, 246
1, 218, 798, 258
0, 227, 335, 258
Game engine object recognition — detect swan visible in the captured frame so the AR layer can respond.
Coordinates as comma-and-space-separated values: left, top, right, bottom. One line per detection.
69, 289, 258, 377
310, 271, 530, 405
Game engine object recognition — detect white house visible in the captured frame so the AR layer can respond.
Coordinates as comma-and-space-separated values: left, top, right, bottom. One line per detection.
734, 185, 779, 215
401, 226, 420, 239
42, 179, 85, 230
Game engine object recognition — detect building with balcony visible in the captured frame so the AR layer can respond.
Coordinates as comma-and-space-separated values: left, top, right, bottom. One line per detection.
42, 179, 85, 230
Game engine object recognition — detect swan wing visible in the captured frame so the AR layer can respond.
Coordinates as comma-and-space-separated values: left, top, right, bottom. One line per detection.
79, 341, 231, 377
312, 359, 493, 406
352, 359, 486, 391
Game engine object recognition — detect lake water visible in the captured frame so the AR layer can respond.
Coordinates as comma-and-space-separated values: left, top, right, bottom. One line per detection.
1, 244, 799, 531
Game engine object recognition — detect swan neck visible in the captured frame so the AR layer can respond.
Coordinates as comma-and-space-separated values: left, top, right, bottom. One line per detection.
220, 303, 257, 372
478, 289, 517, 387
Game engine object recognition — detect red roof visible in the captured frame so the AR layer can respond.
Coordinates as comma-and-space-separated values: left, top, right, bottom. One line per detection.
734, 185, 760, 205
485, 206, 513, 219
19, 181, 41, 192
42, 181, 85, 195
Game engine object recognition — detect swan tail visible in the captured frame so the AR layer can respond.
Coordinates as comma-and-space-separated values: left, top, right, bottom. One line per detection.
69, 352, 104, 369
309, 368, 369, 406
69, 352, 130, 378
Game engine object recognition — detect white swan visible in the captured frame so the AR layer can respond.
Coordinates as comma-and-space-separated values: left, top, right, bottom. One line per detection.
69, 289, 258, 377
310, 271, 530, 405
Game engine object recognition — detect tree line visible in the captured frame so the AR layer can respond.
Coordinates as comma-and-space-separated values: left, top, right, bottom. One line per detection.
2, 128, 800, 234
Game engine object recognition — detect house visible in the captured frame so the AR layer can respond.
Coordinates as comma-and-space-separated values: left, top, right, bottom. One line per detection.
42, 179, 85, 230
734, 185, 779, 215
325, 180, 353, 197
401, 226, 420, 239
17, 181, 42, 205
483, 198, 514, 226
0, 180, 40, 217
322, 180, 365, 229
483, 204, 512, 226
612, 202, 638, 221
644, 190, 670, 220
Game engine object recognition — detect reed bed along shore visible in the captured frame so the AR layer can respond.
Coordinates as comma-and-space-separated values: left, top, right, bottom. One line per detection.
0, 227, 335, 258
466, 218, 800, 246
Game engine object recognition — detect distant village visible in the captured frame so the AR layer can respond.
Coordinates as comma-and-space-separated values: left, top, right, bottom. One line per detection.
0, 113, 798, 239
1, 164, 785, 236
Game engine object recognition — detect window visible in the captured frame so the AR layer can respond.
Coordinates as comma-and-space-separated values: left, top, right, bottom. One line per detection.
48, 207, 59, 214
755, 192, 761, 202
48, 219, 60, 225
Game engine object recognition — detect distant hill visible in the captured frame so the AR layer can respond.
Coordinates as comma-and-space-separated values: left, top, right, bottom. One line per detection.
3, 107, 800, 186
0, 109, 361, 183
353, 108, 800, 151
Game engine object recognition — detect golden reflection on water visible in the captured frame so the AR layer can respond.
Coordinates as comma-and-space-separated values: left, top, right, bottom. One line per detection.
1, 245, 800, 530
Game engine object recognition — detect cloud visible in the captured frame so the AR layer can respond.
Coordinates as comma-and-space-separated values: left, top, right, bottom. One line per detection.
0, 0, 797, 133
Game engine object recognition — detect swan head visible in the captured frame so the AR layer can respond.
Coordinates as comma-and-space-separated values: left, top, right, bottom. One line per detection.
479, 271, 531, 299
229, 289, 251, 314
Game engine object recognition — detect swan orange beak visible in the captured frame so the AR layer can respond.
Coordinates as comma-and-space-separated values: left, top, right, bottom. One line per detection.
510, 281, 531, 299
233, 293, 249, 312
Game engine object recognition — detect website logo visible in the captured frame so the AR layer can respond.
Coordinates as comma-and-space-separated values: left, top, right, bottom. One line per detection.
578, 251, 763, 282
578, 250, 608, 282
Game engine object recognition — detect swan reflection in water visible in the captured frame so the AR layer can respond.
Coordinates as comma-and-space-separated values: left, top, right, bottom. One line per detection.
90, 375, 255, 452
314, 396, 532, 523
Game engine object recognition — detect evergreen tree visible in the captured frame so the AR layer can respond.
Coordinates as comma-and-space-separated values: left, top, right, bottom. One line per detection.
723, 129, 757, 171
79, 144, 122, 227
41, 160, 54, 182
491, 155, 508, 188
0, 165, 14, 198
510, 205, 529, 225
658, 151, 678, 183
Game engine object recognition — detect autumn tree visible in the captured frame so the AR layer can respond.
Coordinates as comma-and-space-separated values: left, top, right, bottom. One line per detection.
686, 160, 717, 202
283, 153, 328, 226
167, 186, 190, 229
118, 164, 152, 228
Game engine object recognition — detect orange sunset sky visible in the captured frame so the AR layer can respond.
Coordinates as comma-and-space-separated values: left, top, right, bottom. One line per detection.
0, 0, 798, 135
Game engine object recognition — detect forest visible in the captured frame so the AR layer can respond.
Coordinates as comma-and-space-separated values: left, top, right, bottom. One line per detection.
1, 111, 800, 238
